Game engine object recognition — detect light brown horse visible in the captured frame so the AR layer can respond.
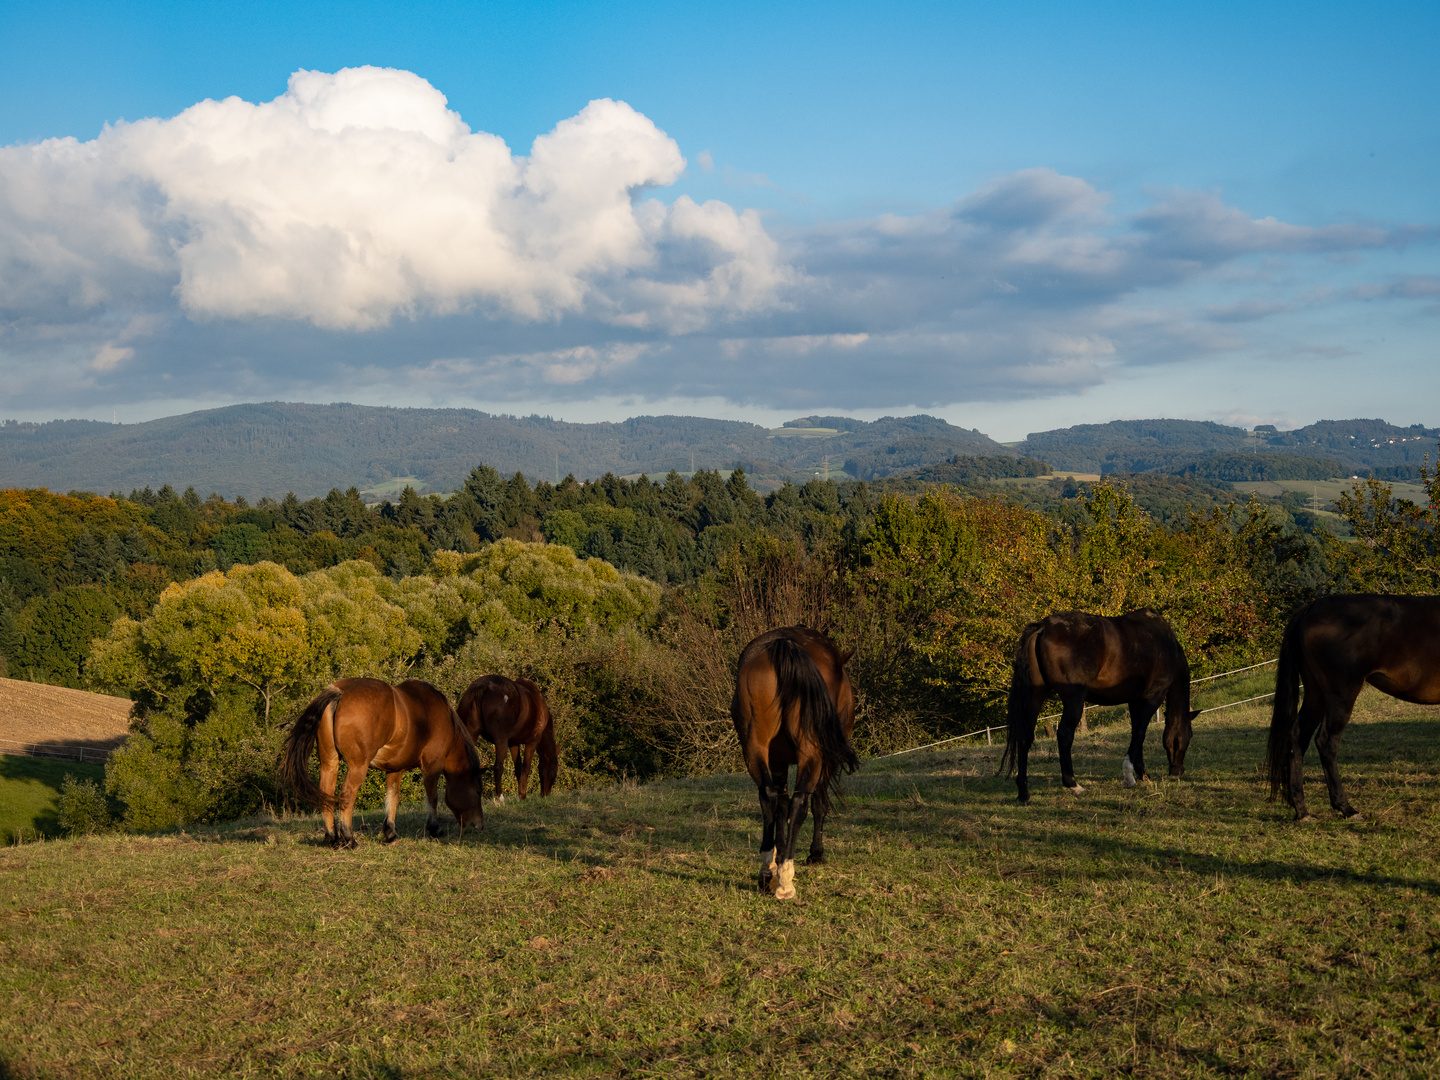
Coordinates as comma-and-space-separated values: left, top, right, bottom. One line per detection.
731, 625, 859, 900
281, 678, 484, 847
457, 675, 558, 802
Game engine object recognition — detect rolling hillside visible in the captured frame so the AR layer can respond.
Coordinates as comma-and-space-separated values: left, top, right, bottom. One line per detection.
0, 404, 1006, 500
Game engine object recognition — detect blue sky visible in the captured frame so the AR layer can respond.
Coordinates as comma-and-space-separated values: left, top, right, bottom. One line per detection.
1, 1, 1437, 439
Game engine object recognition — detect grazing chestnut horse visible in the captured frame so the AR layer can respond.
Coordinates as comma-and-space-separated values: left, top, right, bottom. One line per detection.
281, 678, 484, 847
1267, 594, 1440, 822
1001, 610, 1198, 803
731, 625, 859, 900
456, 675, 558, 802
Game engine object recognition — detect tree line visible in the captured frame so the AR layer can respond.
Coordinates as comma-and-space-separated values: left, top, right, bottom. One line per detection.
10, 444, 1440, 837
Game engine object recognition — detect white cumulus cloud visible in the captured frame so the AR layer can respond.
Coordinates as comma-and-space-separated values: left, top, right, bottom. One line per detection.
0, 66, 791, 332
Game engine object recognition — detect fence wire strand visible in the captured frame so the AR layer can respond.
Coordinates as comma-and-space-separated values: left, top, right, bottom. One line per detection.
872, 656, 1280, 760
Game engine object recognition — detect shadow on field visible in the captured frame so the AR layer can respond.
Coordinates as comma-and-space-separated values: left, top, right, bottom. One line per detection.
1018, 824, 1440, 895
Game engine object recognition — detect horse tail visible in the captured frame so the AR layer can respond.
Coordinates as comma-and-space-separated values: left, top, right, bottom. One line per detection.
999, 621, 1045, 776
767, 636, 859, 813
537, 714, 559, 795
280, 684, 343, 810
1266, 608, 1307, 801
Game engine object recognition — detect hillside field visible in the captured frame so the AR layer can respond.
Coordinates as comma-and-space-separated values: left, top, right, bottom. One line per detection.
1, 692, 1437, 1077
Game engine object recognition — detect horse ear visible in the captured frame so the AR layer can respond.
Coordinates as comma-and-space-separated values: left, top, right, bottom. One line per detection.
839, 649, 854, 667
1188, 709, 1201, 722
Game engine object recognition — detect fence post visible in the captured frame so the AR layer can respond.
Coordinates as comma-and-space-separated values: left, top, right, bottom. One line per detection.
985, 727, 992, 746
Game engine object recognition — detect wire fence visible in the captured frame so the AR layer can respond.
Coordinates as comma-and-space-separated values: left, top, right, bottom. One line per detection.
0, 739, 116, 764
871, 656, 1280, 761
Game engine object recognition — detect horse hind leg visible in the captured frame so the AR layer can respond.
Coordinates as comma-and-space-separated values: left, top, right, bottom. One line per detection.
774, 768, 816, 900
1288, 695, 1325, 822
1316, 694, 1362, 819
335, 761, 367, 850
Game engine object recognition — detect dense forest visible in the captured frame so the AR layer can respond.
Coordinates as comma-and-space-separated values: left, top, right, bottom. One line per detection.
7, 438, 1439, 836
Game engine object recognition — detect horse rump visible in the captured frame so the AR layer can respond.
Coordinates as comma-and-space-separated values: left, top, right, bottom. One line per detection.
280, 684, 344, 810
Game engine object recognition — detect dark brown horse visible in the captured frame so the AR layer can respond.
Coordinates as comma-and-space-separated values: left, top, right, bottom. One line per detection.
456, 675, 558, 802
1001, 610, 1198, 803
1267, 593, 1440, 821
281, 678, 484, 847
731, 625, 859, 900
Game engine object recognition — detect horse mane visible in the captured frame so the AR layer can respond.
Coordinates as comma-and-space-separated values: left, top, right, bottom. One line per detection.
765, 630, 859, 814
279, 684, 344, 810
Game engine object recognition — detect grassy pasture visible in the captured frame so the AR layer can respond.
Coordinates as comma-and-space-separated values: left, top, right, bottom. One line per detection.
0, 755, 107, 843
1, 693, 1438, 1078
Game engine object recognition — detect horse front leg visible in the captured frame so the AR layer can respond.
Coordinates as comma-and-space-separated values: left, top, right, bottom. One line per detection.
514, 743, 534, 800
1057, 694, 1086, 794
1123, 699, 1159, 788
423, 770, 446, 838
382, 771, 403, 844
492, 740, 509, 804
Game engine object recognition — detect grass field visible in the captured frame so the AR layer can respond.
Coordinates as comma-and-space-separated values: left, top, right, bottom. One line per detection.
1, 691, 1437, 1077
0, 755, 107, 843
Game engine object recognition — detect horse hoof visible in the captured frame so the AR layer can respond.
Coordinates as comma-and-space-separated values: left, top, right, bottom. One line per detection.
341, 837, 358, 850
1344, 811, 1366, 822
1296, 814, 1318, 824
806, 853, 825, 866
383, 832, 400, 845
774, 885, 796, 900
1065, 783, 1085, 796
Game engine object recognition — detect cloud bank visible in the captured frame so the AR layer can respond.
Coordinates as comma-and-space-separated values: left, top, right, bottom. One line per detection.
0, 67, 1434, 417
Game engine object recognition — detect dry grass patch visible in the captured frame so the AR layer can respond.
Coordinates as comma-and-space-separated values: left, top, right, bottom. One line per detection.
0, 676, 132, 751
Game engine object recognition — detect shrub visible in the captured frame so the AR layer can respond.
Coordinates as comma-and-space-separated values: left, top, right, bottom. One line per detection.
57, 776, 115, 835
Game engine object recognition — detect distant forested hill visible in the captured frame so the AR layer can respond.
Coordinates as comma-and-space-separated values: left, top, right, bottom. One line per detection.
0, 403, 1008, 500
1017, 418, 1438, 476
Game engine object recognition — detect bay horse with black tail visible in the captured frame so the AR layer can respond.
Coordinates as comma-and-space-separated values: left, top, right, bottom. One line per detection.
1001, 610, 1198, 803
457, 675, 558, 802
281, 678, 484, 847
731, 625, 859, 900
1267, 593, 1440, 822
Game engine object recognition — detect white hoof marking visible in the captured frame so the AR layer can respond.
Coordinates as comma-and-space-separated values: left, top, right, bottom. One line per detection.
1065, 783, 1085, 795
775, 859, 796, 900
1122, 758, 1136, 789
494, 794, 505, 805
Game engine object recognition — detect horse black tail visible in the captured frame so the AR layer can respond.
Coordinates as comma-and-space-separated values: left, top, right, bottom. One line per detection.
999, 621, 1045, 777
1266, 608, 1307, 802
767, 636, 859, 815
280, 684, 343, 810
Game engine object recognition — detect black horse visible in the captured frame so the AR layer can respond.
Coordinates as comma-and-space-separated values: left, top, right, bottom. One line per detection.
1000, 610, 1198, 803
1266, 593, 1440, 821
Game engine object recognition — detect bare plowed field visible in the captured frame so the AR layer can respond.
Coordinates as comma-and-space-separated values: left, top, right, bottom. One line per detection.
0, 676, 132, 754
